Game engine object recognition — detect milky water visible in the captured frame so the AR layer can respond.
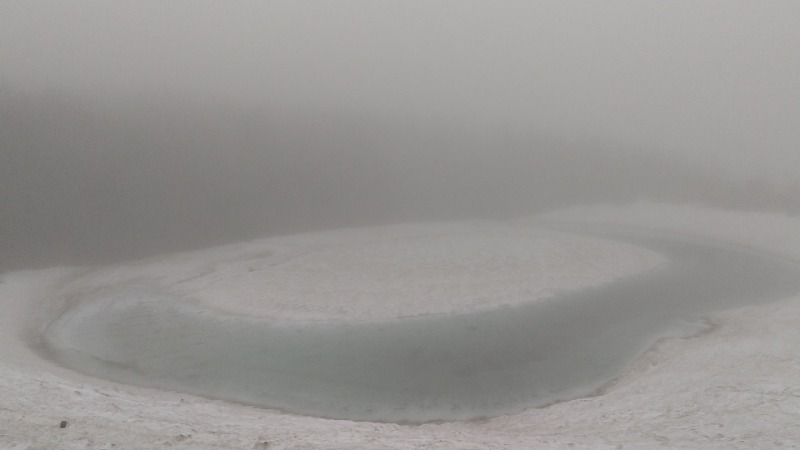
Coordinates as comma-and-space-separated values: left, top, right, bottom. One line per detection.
42, 234, 800, 422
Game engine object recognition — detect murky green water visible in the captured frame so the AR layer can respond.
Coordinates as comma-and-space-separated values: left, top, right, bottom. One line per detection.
42, 233, 800, 422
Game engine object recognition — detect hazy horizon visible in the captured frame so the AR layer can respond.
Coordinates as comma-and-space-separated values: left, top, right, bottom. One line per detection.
3, 1, 799, 180
2, 1, 800, 270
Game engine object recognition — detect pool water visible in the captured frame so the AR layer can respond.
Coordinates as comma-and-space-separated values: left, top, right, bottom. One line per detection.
42, 234, 800, 422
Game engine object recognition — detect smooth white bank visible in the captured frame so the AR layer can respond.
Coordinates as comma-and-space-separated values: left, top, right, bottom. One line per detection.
2, 210, 800, 448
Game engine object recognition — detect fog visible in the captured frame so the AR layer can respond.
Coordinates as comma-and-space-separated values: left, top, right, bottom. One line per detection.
2, 1, 800, 271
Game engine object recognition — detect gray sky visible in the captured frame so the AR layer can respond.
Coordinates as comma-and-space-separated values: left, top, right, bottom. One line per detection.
1, 0, 799, 181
